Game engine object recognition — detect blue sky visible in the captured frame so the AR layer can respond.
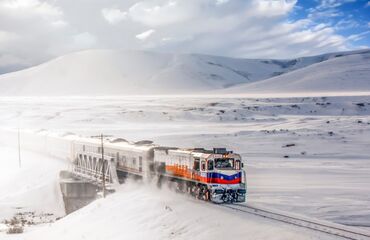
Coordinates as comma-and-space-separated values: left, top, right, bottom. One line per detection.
293, 0, 370, 47
0, 0, 369, 74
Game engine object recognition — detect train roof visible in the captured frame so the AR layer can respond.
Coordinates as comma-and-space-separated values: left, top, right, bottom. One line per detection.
74, 136, 157, 152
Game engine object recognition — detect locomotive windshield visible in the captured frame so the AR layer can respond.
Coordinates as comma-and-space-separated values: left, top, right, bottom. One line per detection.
214, 158, 234, 170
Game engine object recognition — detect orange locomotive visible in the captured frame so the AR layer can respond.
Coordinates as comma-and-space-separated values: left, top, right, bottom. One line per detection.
153, 147, 247, 203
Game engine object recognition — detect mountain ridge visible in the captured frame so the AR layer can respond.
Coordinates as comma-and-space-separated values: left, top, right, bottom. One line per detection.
222, 49, 370, 95
0, 49, 369, 96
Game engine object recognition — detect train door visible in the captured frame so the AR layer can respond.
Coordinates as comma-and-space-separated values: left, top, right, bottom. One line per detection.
193, 158, 200, 180
200, 159, 207, 183
193, 158, 200, 171
139, 156, 143, 172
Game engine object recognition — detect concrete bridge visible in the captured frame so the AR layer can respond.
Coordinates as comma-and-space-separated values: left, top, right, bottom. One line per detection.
60, 153, 119, 214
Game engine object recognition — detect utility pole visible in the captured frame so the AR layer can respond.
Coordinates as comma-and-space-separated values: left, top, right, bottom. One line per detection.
92, 133, 113, 198
100, 133, 106, 198
17, 127, 21, 168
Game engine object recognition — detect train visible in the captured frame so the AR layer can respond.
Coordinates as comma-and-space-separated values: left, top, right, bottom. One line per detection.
10, 131, 247, 203
73, 137, 247, 203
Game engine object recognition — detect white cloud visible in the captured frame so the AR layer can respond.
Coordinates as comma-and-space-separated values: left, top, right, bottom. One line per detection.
250, 0, 297, 17
308, 0, 356, 20
51, 20, 68, 28
0, 0, 366, 72
347, 31, 370, 42
1, 0, 63, 19
335, 18, 359, 30
0, 53, 28, 66
72, 32, 97, 49
215, 0, 229, 5
316, 0, 356, 10
0, 31, 18, 46
128, 0, 198, 27
102, 8, 127, 24
136, 29, 155, 40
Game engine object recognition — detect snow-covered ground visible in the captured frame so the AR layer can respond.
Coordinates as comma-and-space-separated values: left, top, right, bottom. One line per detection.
1, 181, 339, 240
0, 145, 66, 233
0, 95, 369, 239
0, 129, 341, 240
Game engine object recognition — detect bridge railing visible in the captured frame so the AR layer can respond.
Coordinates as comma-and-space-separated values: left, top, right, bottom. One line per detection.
71, 152, 118, 184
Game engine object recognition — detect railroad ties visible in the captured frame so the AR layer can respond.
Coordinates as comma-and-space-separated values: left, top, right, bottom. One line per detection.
222, 204, 370, 240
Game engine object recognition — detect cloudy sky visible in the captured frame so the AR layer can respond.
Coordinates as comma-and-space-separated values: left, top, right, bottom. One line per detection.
0, 0, 369, 73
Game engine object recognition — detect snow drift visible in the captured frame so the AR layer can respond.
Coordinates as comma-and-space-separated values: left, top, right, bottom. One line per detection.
9, 182, 332, 240
0, 49, 368, 96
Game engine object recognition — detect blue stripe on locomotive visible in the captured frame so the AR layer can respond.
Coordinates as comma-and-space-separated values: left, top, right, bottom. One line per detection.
206, 172, 242, 181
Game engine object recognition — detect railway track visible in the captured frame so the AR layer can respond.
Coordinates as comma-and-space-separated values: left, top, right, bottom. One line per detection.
222, 204, 370, 240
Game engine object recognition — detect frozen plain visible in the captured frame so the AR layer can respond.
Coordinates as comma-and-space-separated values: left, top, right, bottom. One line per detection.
0, 94, 369, 239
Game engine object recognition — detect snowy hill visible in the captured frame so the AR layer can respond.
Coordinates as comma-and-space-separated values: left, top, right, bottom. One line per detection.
222, 49, 370, 95
0, 49, 368, 96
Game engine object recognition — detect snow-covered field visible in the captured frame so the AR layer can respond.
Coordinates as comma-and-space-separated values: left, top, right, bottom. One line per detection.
0, 95, 369, 239
0, 145, 66, 234
0, 48, 369, 239
1, 180, 338, 240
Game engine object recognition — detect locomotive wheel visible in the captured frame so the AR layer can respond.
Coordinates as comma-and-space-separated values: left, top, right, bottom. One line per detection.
156, 175, 163, 188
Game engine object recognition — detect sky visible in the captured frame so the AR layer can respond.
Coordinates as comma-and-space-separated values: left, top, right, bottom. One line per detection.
0, 0, 369, 73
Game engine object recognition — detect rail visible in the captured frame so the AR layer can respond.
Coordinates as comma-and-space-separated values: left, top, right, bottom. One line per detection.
221, 204, 370, 240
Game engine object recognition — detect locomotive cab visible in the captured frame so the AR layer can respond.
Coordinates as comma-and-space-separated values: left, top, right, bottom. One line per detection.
153, 147, 246, 204
206, 148, 246, 203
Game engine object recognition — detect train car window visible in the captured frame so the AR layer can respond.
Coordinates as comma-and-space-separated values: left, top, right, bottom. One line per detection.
208, 160, 214, 170
89, 156, 92, 161
84, 155, 87, 160
79, 154, 82, 159
194, 159, 200, 171
235, 160, 241, 170
83, 145, 85, 152
201, 161, 206, 171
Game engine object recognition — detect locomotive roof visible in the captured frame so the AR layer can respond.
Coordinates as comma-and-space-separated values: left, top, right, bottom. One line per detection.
155, 147, 214, 158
